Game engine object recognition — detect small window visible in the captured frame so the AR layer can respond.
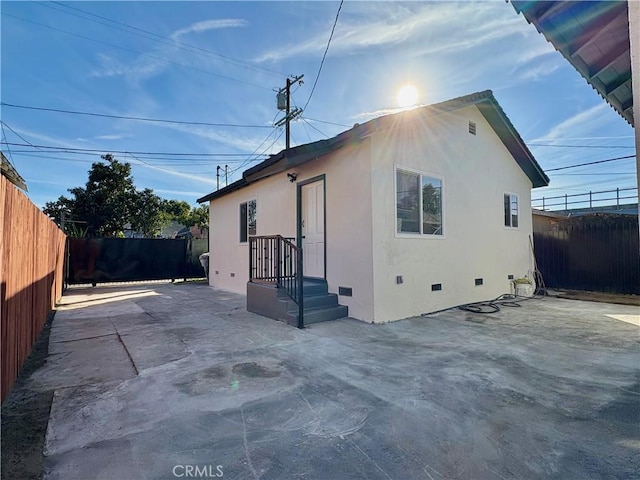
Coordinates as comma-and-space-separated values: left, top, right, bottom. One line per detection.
504, 193, 519, 228
396, 168, 443, 236
240, 199, 256, 242
468, 121, 476, 135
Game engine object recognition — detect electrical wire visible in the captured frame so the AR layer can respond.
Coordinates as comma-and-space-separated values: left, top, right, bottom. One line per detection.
0, 142, 270, 158
2, 12, 271, 90
545, 155, 635, 172
227, 128, 283, 176
1, 103, 274, 128
529, 143, 635, 149
46, 1, 287, 78
302, 116, 350, 128
302, 0, 344, 113
301, 117, 328, 138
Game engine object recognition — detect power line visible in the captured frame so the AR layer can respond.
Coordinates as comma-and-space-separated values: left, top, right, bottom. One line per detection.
0, 121, 47, 153
229, 128, 284, 175
7, 148, 254, 158
0, 142, 270, 158
2, 12, 271, 90
301, 117, 328, 138
11, 151, 254, 165
1, 102, 274, 128
545, 155, 635, 172
302, 0, 344, 112
529, 143, 635, 149
552, 172, 636, 176
0, 123, 16, 167
302, 116, 350, 128
47, 1, 286, 78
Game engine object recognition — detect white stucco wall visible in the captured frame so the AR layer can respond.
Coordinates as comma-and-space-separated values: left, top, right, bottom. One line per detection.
369, 105, 535, 322
209, 105, 538, 324
208, 139, 376, 322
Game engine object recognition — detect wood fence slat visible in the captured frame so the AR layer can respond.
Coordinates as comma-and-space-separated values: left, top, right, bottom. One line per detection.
1, 176, 66, 402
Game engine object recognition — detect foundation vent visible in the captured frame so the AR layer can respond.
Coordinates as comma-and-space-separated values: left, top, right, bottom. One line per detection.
338, 287, 353, 297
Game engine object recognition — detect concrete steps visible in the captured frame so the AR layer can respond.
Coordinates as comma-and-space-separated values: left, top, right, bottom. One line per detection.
247, 278, 348, 327
286, 278, 348, 326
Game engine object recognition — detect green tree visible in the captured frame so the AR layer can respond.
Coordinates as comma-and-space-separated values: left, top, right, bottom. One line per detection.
186, 204, 209, 229
130, 188, 165, 237
43, 153, 206, 238
160, 199, 192, 226
70, 154, 137, 236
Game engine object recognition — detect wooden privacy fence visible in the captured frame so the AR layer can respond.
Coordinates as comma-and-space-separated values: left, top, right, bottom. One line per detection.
1, 176, 66, 402
533, 214, 639, 295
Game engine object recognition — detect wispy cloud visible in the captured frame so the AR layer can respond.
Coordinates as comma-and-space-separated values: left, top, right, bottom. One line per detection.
532, 104, 611, 142
516, 60, 562, 81
154, 188, 208, 198
352, 105, 418, 121
159, 122, 284, 154
90, 18, 247, 82
133, 161, 218, 186
254, 3, 527, 63
12, 126, 91, 151
95, 134, 132, 141
170, 19, 247, 40
89, 53, 167, 82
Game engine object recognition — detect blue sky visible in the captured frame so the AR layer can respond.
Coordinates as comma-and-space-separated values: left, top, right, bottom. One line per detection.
1, 1, 636, 211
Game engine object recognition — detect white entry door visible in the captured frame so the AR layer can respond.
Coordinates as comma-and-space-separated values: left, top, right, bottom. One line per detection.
301, 180, 325, 278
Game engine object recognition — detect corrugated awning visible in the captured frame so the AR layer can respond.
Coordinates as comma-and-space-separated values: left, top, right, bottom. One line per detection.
511, 0, 633, 126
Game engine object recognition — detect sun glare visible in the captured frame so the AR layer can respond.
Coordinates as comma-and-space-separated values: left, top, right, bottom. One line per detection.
396, 84, 419, 108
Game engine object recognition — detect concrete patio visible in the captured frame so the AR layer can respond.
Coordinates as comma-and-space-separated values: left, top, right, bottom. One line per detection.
17, 282, 640, 479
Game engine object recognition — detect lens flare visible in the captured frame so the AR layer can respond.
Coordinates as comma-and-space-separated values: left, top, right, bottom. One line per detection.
397, 84, 418, 108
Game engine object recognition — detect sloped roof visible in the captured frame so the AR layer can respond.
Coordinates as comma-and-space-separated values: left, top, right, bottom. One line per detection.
511, 0, 633, 126
1, 151, 27, 191
198, 90, 549, 203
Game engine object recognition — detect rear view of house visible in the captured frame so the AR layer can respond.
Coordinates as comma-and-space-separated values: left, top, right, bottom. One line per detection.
198, 90, 549, 324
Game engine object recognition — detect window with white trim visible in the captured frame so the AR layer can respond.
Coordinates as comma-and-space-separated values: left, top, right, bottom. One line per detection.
504, 193, 519, 228
396, 168, 443, 236
240, 199, 256, 242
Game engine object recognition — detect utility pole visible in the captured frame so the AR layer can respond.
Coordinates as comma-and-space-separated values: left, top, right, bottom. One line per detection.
276, 75, 304, 149
225, 165, 228, 185
216, 165, 221, 190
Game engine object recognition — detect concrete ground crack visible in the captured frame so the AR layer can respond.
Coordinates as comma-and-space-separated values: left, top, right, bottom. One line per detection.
51, 333, 116, 344
110, 322, 139, 376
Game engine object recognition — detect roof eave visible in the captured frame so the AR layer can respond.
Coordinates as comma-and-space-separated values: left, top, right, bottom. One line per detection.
197, 178, 247, 203
475, 98, 550, 188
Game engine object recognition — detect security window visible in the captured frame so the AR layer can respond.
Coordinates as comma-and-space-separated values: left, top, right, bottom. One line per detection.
504, 193, 519, 228
396, 168, 443, 236
240, 199, 256, 242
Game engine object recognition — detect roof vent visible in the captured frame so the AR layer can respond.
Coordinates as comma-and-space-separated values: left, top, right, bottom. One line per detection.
468, 121, 476, 135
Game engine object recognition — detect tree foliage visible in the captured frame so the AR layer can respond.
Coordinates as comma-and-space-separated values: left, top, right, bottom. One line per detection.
43, 154, 208, 237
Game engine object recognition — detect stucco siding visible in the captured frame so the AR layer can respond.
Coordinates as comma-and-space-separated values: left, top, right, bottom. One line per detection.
370, 105, 535, 322
208, 139, 376, 322
208, 174, 297, 294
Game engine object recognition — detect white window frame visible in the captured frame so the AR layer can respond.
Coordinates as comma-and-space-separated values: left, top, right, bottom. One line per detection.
239, 198, 257, 244
394, 165, 445, 239
503, 192, 519, 229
